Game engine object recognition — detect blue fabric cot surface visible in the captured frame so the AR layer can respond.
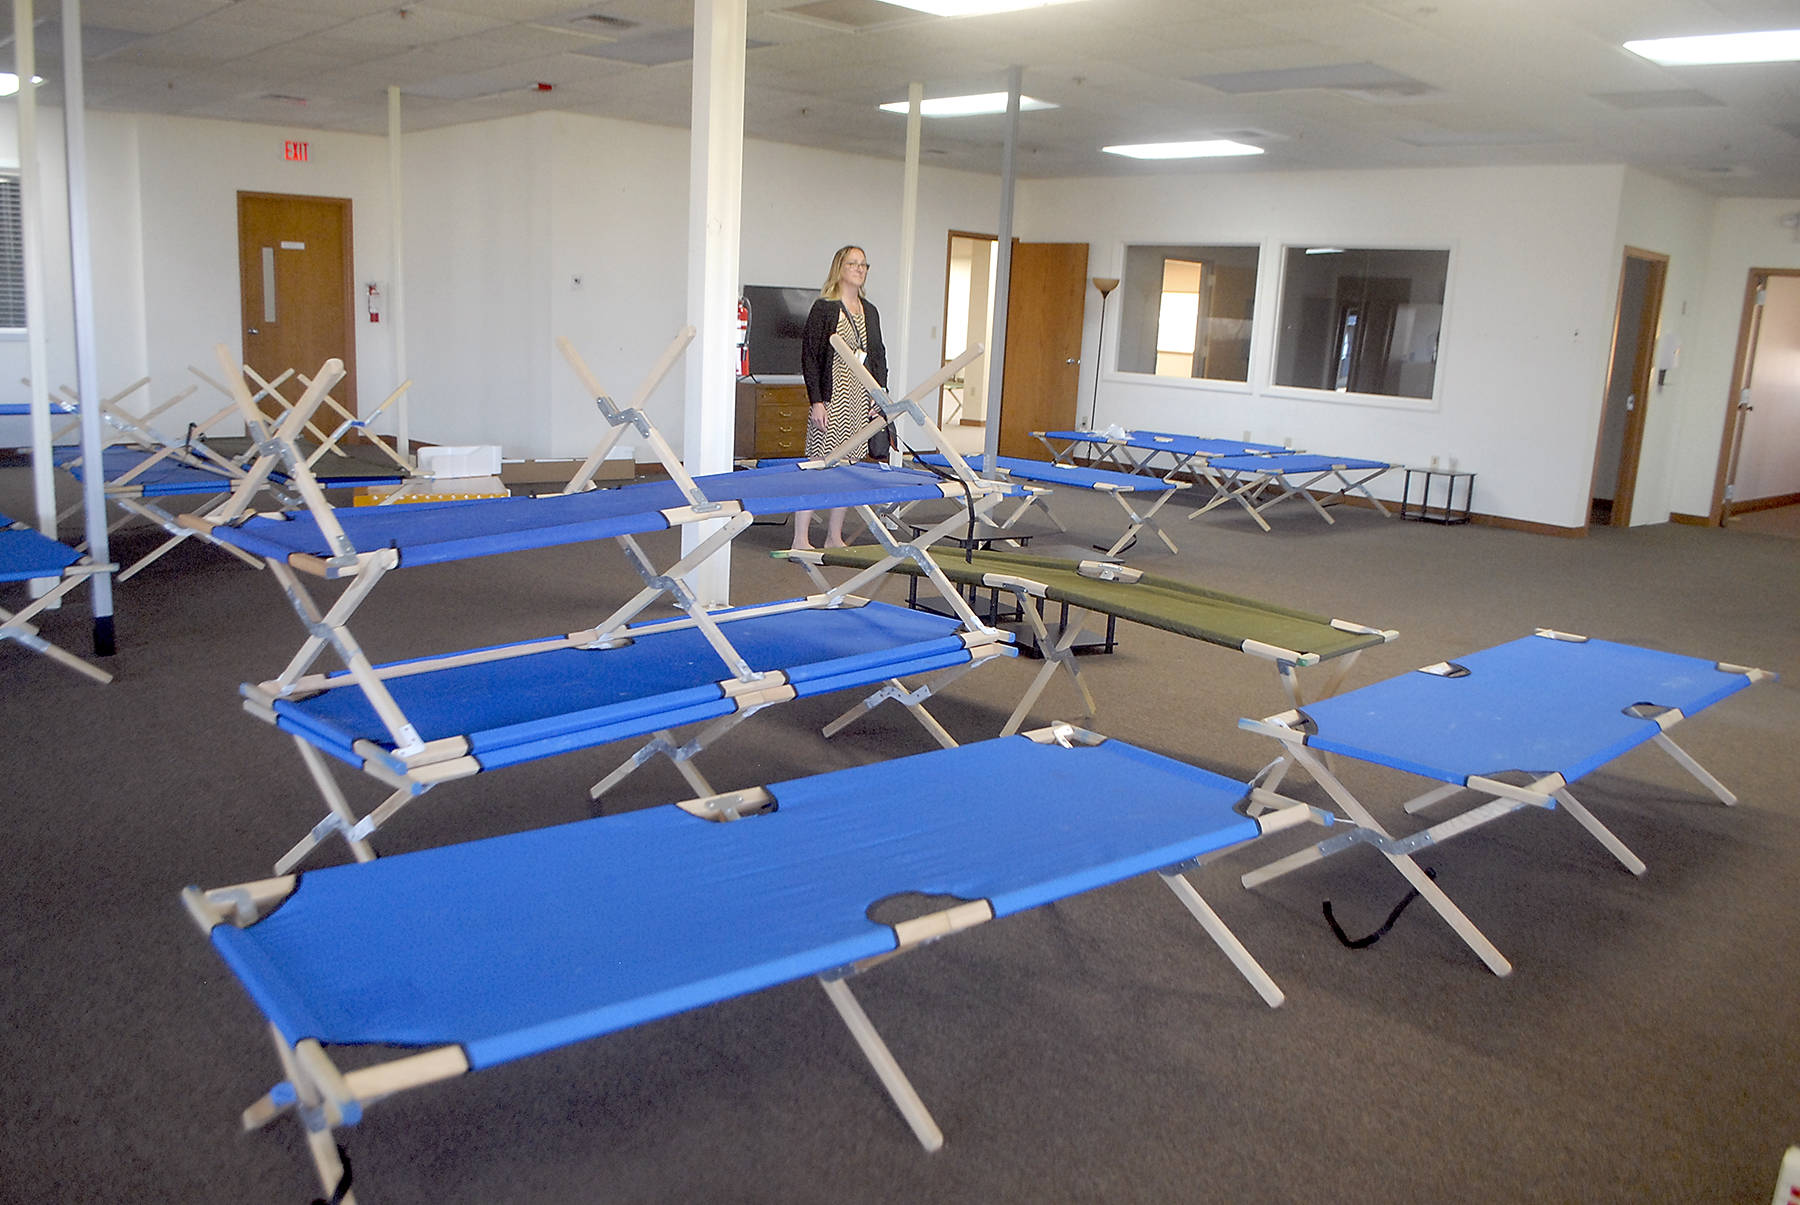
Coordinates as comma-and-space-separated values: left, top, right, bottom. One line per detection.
0, 401, 77, 415
53, 445, 239, 497
206, 734, 1256, 1069
917, 452, 1159, 492
1040, 429, 1287, 458
0, 514, 83, 582
211, 461, 959, 566
272, 601, 991, 772
1205, 452, 1389, 474
1295, 635, 1754, 785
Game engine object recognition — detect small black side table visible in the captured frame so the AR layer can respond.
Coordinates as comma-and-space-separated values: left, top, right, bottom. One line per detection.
1400, 468, 1475, 525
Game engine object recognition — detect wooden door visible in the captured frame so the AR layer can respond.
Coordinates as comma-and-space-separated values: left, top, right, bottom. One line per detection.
1592, 248, 1666, 527
998, 241, 1088, 459
237, 192, 357, 420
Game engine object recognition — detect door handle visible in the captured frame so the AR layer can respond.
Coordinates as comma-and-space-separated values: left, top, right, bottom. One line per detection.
247, 327, 260, 335
1625, 394, 1634, 411
1065, 357, 1080, 365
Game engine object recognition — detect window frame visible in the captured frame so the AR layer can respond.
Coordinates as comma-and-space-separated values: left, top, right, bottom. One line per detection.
1263, 241, 1456, 411
1108, 240, 1265, 393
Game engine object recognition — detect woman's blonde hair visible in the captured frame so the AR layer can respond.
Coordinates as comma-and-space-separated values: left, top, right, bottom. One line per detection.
820, 245, 865, 300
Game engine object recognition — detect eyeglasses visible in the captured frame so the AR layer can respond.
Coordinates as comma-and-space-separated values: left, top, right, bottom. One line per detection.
844, 260, 871, 270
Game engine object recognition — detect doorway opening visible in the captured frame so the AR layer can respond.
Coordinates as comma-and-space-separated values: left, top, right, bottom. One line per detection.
941, 232, 997, 437
1591, 248, 1666, 528
1713, 268, 1800, 535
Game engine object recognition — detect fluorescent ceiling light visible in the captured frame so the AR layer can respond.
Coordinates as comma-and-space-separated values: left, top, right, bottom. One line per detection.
880, 0, 1087, 14
1102, 139, 1264, 160
880, 92, 1056, 116
0, 73, 44, 97
1624, 29, 1800, 65
1304, 247, 1345, 255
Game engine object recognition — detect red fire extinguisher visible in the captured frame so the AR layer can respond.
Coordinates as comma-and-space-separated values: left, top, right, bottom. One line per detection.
737, 295, 750, 378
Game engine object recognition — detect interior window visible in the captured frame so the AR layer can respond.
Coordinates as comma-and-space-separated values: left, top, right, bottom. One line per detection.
1116, 244, 1258, 383
1273, 246, 1448, 400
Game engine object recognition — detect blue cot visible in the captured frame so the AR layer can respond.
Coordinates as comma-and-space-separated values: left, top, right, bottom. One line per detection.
1239, 630, 1775, 975
917, 451, 1185, 555
0, 512, 112, 683
185, 727, 1330, 1198
1188, 451, 1398, 530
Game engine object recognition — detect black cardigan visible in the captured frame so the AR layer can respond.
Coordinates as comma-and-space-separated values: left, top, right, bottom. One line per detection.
800, 297, 887, 407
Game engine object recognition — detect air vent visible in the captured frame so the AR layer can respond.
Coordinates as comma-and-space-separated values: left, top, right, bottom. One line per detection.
569, 12, 639, 33
259, 93, 311, 106
778, 0, 920, 30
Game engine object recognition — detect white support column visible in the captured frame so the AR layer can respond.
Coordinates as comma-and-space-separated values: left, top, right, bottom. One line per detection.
981, 67, 1022, 465
387, 86, 410, 458
683, 0, 747, 607
15, 0, 55, 587
894, 82, 922, 451
60, 0, 115, 655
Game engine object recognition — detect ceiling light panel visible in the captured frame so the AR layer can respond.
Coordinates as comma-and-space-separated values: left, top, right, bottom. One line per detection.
1624, 29, 1800, 65
1101, 139, 1265, 159
878, 0, 1088, 15
879, 92, 1057, 116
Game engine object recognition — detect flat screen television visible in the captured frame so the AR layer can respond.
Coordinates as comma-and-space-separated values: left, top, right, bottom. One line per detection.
742, 284, 819, 378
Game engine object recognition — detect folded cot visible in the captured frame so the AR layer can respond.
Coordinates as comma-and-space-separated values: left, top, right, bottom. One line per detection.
915, 451, 1184, 555
183, 725, 1332, 1200
786, 545, 1396, 735
1187, 451, 1399, 531
1237, 629, 1775, 975
0, 512, 113, 683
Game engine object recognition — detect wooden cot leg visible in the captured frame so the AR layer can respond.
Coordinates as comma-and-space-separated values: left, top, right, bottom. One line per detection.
1549, 788, 1647, 875
1160, 871, 1284, 1008
266, 1026, 358, 1205
999, 597, 1094, 738
1248, 743, 1514, 977
1652, 732, 1738, 805
817, 976, 944, 1152
2, 626, 114, 683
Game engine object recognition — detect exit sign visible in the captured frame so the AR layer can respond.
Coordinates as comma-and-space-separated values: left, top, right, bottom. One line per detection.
284, 140, 309, 162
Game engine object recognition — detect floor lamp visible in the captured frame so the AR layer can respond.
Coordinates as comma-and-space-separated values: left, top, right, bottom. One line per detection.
1089, 276, 1119, 431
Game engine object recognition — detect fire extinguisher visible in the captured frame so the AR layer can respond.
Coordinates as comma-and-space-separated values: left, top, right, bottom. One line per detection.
736, 295, 750, 378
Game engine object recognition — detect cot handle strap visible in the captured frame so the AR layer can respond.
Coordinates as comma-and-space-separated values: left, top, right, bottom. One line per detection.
1323, 867, 1437, 949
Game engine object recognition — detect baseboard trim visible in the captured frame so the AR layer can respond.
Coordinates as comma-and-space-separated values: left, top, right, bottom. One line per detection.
1669, 512, 1713, 527
1725, 491, 1800, 517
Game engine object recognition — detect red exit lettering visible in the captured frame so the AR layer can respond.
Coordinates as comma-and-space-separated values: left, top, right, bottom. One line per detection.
284, 140, 309, 162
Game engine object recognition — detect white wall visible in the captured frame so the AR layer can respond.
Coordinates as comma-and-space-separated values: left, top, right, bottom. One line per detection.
0, 107, 394, 447
1019, 164, 1637, 528
11, 95, 1781, 529
404, 112, 1001, 460
1667, 197, 1800, 517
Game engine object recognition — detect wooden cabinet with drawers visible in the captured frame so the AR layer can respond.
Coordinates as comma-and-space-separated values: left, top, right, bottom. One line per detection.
735, 380, 810, 459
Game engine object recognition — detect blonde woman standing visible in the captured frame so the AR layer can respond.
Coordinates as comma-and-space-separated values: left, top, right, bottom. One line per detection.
791, 244, 888, 550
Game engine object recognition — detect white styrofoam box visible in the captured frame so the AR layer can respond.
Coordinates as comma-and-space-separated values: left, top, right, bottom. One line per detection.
418, 444, 502, 478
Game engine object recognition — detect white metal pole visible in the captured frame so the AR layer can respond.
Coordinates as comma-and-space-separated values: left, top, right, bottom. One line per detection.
387, 85, 409, 459
60, 0, 115, 655
682, 0, 747, 607
894, 82, 922, 456
15, 0, 55, 590
982, 67, 1022, 466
